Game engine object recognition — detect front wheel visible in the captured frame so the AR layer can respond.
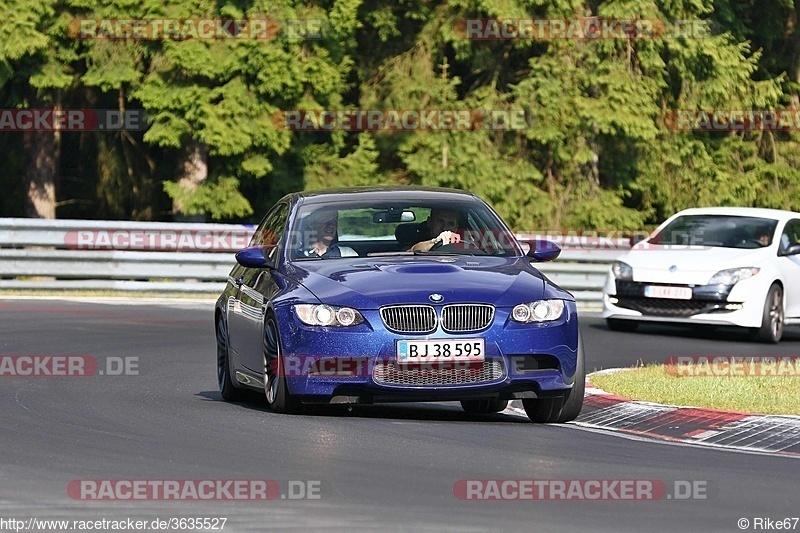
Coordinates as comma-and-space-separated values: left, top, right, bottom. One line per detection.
752, 284, 784, 343
263, 314, 302, 414
523, 335, 585, 423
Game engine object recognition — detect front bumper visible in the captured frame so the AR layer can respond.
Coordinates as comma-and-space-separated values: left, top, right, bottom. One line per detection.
273, 302, 580, 402
602, 277, 765, 328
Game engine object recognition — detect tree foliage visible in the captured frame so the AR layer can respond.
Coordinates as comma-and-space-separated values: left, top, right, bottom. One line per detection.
1, 0, 800, 228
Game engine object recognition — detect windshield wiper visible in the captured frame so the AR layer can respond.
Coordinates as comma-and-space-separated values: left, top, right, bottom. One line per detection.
413, 250, 462, 256
367, 251, 415, 257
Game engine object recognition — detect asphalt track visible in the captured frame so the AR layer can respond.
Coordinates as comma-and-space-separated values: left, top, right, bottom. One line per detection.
0, 298, 798, 532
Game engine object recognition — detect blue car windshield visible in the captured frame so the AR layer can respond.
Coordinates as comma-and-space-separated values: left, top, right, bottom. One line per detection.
650, 215, 778, 249
290, 200, 522, 259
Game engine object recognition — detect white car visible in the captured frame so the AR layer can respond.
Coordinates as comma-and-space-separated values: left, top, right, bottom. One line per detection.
603, 207, 800, 342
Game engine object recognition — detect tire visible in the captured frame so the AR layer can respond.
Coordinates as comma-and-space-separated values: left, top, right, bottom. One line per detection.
216, 314, 247, 402
753, 284, 784, 344
263, 313, 302, 414
460, 399, 509, 414
606, 318, 638, 332
523, 335, 585, 423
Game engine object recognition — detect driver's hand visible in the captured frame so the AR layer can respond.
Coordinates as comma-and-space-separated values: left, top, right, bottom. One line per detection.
435, 231, 461, 246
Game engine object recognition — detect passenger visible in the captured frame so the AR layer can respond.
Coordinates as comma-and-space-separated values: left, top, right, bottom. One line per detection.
299, 209, 357, 258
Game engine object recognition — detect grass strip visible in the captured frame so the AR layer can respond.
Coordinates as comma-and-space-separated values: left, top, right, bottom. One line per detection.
590, 363, 800, 415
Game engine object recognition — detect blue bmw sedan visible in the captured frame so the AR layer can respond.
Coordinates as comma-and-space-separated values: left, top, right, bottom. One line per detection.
215, 187, 583, 423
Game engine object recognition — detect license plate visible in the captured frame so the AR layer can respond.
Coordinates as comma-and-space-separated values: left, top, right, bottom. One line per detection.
644, 285, 692, 300
397, 339, 485, 363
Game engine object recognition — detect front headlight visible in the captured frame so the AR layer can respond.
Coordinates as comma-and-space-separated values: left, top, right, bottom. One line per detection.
708, 267, 760, 286
611, 261, 633, 280
511, 300, 565, 323
294, 304, 364, 327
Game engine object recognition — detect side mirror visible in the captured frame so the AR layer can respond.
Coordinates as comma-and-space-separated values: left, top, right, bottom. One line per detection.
779, 243, 800, 257
235, 245, 277, 268
524, 239, 561, 262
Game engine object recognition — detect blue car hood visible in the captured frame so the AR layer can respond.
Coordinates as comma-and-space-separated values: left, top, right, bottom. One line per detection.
285, 255, 566, 309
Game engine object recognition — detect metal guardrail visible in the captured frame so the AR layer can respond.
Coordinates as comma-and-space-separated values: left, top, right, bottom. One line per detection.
0, 218, 251, 293
0, 218, 627, 300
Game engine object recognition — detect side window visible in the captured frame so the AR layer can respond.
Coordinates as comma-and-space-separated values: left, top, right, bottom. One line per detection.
780, 219, 800, 251
250, 203, 290, 259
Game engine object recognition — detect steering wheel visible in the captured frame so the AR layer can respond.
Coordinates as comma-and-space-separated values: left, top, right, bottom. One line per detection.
437, 240, 485, 254
744, 239, 768, 247
429, 230, 482, 252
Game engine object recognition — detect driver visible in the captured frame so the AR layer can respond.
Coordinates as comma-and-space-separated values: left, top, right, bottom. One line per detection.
410, 208, 462, 252
756, 229, 772, 246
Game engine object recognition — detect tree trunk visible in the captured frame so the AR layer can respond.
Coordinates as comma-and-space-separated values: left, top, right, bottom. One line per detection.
23, 100, 60, 219
173, 140, 208, 221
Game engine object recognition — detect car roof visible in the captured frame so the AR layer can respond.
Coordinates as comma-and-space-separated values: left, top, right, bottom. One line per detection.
673, 206, 800, 222
294, 186, 479, 205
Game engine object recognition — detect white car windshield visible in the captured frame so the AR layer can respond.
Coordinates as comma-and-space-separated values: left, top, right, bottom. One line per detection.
650, 215, 778, 249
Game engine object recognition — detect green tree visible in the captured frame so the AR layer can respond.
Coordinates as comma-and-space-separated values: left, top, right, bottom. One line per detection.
0, 0, 71, 218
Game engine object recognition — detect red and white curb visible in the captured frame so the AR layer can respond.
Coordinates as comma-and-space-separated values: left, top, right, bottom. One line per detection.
506, 371, 800, 458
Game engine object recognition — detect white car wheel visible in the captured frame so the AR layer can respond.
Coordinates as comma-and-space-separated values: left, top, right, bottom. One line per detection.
753, 284, 784, 343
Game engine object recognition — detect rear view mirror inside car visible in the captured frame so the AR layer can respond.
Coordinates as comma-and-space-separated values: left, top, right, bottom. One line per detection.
373, 210, 416, 223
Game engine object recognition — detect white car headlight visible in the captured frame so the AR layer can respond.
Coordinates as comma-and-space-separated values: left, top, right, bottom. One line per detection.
708, 267, 760, 286
294, 304, 364, 327
511, 300, 565, 323
611, 261, 633, 280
